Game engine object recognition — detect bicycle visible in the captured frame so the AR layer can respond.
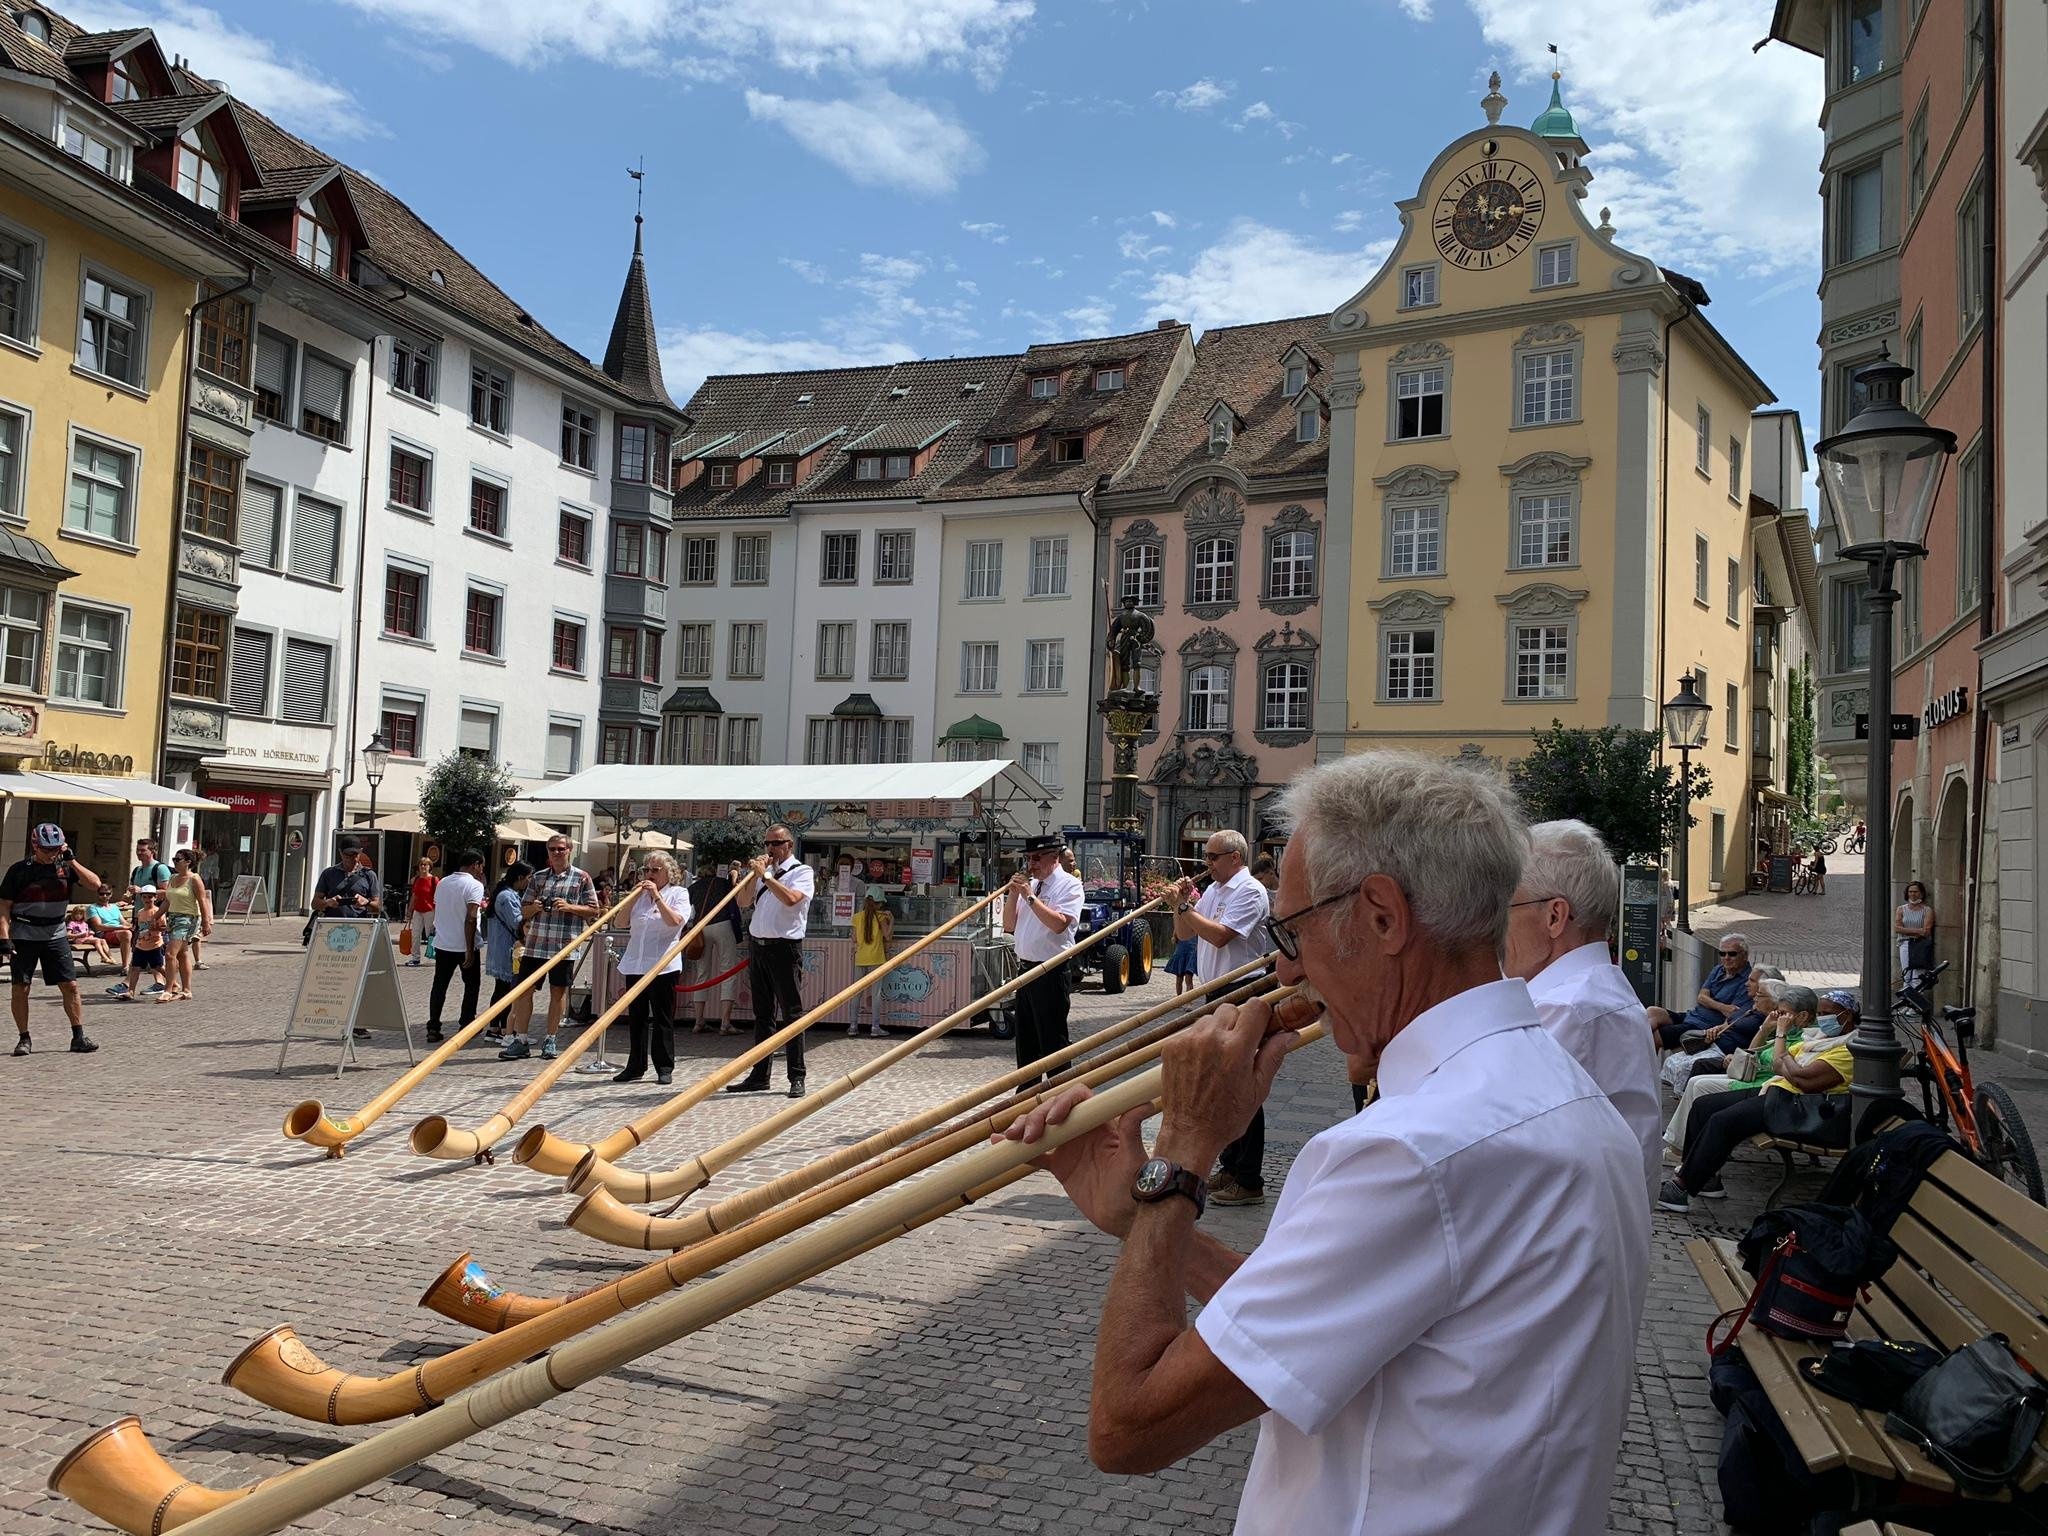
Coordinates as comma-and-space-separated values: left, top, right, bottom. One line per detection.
1893, 960, 2045, 1204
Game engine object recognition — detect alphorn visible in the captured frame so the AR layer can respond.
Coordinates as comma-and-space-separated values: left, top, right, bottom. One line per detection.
553, 893, 1171, 1200
565, 969, 1278, 1252
55, 1013, 1328, 1536
219, 985, 1273, 1424
407, 875, 754, 1164
506, 885, 1014, 1178
431, 963, 1276, 1330
282, 888, 641, 1157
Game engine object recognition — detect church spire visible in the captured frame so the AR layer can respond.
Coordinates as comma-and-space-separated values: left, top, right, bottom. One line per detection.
602, 163, 674, 410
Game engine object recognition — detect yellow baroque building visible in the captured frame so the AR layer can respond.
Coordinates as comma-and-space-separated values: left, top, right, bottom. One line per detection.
1315, 75, 1777, 906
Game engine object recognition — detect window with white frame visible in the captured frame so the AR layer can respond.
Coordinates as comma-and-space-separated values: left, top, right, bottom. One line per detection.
961, 641, 998, 693
876, 530, 915, 584
884, 452, 913, 478
546, 720, 581, 777
1267, 528, 1316, 598
53, 599, 122, 706
821, 531, 858, 584
65, 432, 133, 542
816, 621, 854, 680
733, 534, 768, 584
0, 406, 24, 519
617, 423, 649, 483
392, 336, 436, 401
383, 561, 426, 640
175, 126, 225, 210
729, 621, 764, 678
1295, 405, 1320, 443
1725, 683, 1740, 748
288, 494, 341, 583
1095, 367, 1125, 392
1191, 536, 1236, 605
872, 621, 909, 681
1029, 535, 1068, 597
1958, 176, 1986, 331
1514, 494, 1573, 568
294, 207, 337, 274
389, 442, 430, 515
254, 329, 292, 423
707, 463, 735, 488
557, 506, 589, 566
1052, 436, 1085, 465
229, 627, 270, 716
1695, 534, 1710, 603
1518, 350, 1575, 425
1388, 502, 1442, 577
0, 226, 38, 345
551, 616, 583, 673
680, 536, 716, 584
1262, 660, 1311, 732
724, 715, 761, 765
1394, 367, 1445, 439
381, 692, 422, 758
965, 539, 1002, 599
1729, 437, 1744, 499
853, 456, 881, 482
1400, 266, 1438, 309
1022, 741, 1062, 790
1121, 541, 1162, 608
1839, 161, 1883, 264
985, 440, 1016, 470
1535, 243, 1575, 287
1384, 629, 1437, 701
1029, 373, 1058, 400
1185, 664, 1231, 731
611, 523, 643, 578
0, 585, 39, 690
1026, 639, 1065, 693
1726, 556, 1742, 623
560, 400, 595, 469
1512, 625, 1570, 700
469, 357, 511, 435
109, 58, 141, 101
1696, 406, 1712, 474
280, 637, 331, 723
677, 621, 712, 678
299, 352, 350, 443
60, 120, 119, 175
465, 587, 502, 657
77, 270, 145, 387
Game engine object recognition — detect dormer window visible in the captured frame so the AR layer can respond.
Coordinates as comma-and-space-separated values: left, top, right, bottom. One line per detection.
428, 268, 446, 286
986, 440, 1016, 470
796, 391, 813, 405
854, 456, 882, 481
766, 459, 795, 487
1207, 405, 1234, 454
110, 60, 143, 103
175, 126, 225, 211
1095, 367, 1125, 393
16, 10, 49, 42
708, 463, 736, 488
1029, 373, 1058, 401
1295, 405, 1321, 443
1052, 435, 1085, 465
60, 120, 120, 177
1282, 345, 1315, 395
884, 453, 912, 478
295, 205, 337, 273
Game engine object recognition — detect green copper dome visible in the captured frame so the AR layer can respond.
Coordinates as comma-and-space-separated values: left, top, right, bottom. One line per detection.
1531, 74, 1579, 140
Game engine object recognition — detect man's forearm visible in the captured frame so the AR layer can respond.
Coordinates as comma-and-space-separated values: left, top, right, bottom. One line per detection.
1176, 908, 1231, 947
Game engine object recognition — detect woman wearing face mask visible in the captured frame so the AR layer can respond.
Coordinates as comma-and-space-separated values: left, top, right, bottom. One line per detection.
1659, 964, 1784, 1096
1658, 982, 1856, 1211
1660, 981, 1851, 1153
1896, 881, 1935, 991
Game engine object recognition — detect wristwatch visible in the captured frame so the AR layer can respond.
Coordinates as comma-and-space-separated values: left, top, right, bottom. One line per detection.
1131, 1157, 1206, 1216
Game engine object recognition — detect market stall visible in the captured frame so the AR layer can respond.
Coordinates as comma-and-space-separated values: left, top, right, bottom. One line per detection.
527, 761, 1056, 1032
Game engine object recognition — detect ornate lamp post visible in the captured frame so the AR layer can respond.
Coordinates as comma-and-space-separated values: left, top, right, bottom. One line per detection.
1813, 355, 1955, 1125
1099, 597, 1160, 838
1662, 671, 1711, 936
361, 729, 391, 830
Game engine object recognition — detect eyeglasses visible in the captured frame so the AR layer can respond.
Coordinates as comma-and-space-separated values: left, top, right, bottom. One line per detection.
547, 844, 572, 853
1203, 850, 1229, 863
1264, 887, 1361, 961
765, 838, 792, 848
1717, 949, 1743, 958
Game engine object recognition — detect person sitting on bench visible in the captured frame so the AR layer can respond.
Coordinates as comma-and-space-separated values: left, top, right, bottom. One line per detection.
1645, 934, 1751, 1050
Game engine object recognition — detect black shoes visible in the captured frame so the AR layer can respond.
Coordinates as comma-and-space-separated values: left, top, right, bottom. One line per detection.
352, 1027, 372, 1040
613, 1068, 646, 1083
69, 1034, 98, 1054
426, 1028, 445, 1044
11, 1033, 26, 1056
724, 1076, 772, 1094
656, 1071, 673, 1085
787, 1078, 807, 1099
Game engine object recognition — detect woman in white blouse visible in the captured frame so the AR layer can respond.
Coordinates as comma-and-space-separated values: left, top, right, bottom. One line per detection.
614, 852, 693, 1085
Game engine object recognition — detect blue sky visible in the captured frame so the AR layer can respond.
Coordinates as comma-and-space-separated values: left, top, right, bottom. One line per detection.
70, 0, 1827, 467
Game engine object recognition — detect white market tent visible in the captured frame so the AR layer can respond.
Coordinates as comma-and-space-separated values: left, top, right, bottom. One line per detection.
524, 761, 1053, 809
0, 770, 225, 810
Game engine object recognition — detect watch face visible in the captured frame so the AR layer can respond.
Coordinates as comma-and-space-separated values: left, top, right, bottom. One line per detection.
1133, 1158, 1173, 1198
1433, 158, 1545, 269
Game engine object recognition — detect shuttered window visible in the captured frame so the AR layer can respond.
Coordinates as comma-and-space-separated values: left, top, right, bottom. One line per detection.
287, 495, 341, 583
299, 353, 349, 442
545, 722, 578, 776
458, 706, 496, 758
279, 637, 329, 723
254, 330, 292, 423
230, 628, 270, 716
239, 479, 280, 569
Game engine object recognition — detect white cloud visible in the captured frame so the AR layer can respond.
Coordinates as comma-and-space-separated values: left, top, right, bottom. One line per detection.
1459, 1, 1823, 276
745, 88, 984, 195
1396, 0, 1434, 17
659, 328, 907, 400
961, 220, 1009, 242
1142, 218, 1393, 330
57, 1, 380, 139
338, 0, 1034, 84
1333, 209, 1365, 233
1234, 100, 1303, 139
1117, 231, 1170, 263
1149, 210, 1177, 228
1155, 77, 1232, 112
1064, 297, 1117, 334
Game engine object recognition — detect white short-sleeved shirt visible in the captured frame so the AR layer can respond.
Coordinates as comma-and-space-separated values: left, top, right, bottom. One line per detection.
1194, 866, 1270, 984
1194, 978, 1648, 1536
431, 870, 485, 953
619, 883, 694, 975
1527, 940, 1663, 1200
749, 860, 814, 941
1012, 863, 1083, 964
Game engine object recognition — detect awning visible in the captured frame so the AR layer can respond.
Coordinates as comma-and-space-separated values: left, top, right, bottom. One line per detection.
200, 759, 334, 790
660, 687, 724, 715
607, 828, 693, 851
832, 692, 883, 718
0, 771, 227, 809
342, 806, 425, 834
496, 817, 564, 842
939, 713, 1006, 743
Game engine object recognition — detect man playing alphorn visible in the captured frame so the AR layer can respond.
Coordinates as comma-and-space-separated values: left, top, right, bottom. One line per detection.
728, 824, 815, 1099
1003, 831, 1083, 1075
1008, 752, 1646, 1534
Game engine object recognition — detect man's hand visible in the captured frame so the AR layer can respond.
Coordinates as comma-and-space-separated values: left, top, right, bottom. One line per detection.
1002, 1085, 1150, 1240
1154, 997, 1297, 1172
749, 855, 770, 878
1005, 871, 1030, 897
1173, 877, 1196, 908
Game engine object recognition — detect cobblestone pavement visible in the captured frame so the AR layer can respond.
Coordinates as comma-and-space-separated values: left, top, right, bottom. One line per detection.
10, 900, 2008, 1535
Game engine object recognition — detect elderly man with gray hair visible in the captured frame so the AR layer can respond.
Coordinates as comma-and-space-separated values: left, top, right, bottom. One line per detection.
1005, 751, 1647, 1534
1504, 819, 1662, 1200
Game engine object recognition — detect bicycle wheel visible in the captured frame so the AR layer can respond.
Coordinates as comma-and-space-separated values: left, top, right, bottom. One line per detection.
1973, 1081, 2045, 1205
1819, 837, 1838, 855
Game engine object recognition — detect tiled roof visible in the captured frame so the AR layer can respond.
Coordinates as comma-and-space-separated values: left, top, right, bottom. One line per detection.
1119, 314, 1331, 493
672, 364, 899, 520
61, 26, 141, 59
599, 217, 676, 412
239, 162, 333, 204
111, 92, 214, 136
0, 8, 89, 86
844, 417, 958, 453
796, 354, 1015, 504
676, 429, 740, 461
937, 323, 1191, 503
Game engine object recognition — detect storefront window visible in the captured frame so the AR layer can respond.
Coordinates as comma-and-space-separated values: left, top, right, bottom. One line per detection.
197, 785, 313, 912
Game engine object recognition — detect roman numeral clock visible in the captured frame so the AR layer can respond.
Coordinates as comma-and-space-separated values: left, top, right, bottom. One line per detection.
1433, 150, 1545, 270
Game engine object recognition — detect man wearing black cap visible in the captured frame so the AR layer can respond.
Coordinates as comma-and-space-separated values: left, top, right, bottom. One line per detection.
3, 823, 108, 1055
1004, 832, 1084, 1072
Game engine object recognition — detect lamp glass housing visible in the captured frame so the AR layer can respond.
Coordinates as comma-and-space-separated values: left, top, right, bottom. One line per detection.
361, 731, 392, 787
1813, 356, 1957, 548
1662, 674, 1711, 751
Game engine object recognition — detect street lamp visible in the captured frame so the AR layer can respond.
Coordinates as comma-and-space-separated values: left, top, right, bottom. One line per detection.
1814, 354, 1955, 1130
1038, 800, 1052, 837
1662, 670, 1711, 935
361, 729, 391, 830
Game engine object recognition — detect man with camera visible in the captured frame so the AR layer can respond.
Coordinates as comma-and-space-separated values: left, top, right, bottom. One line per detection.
3, 823, 109, 1056
500, 834, 598, 1061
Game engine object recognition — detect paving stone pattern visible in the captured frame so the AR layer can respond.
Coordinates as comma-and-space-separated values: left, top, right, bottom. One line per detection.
4, 905, 1966, 1535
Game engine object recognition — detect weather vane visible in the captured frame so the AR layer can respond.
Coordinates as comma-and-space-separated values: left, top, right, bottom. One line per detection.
627, 156, 645, 218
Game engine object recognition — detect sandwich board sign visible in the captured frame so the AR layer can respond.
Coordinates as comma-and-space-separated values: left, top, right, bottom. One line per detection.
277, 917, 413, 1077
224, 873, 268, 921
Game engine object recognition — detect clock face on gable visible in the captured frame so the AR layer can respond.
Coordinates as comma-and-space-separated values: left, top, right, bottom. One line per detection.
1432, 154, 1546, 269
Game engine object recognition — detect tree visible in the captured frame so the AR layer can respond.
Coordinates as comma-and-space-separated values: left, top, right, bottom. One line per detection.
676, 817, 755, 870
1787, 655, 1819, 816
1510, 721, 1712, 863
418, 750, 517, 864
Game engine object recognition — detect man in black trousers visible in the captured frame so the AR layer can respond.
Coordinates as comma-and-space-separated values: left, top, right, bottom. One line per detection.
727, 825, 816, 1098
1004, 833, 1084, 1073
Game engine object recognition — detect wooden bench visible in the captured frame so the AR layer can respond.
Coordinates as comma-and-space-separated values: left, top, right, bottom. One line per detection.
1840, 1523, 1932, 1536
1749, 1133, 1849, 1209
1687, 1149, 2048, 1508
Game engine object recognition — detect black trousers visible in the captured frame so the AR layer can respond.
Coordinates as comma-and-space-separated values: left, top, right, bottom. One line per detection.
1013, 966, 1072, 1072
1678, 1088, 1776, 1191
428, 948, 479, 1030
1220, 1108, 1266, 1189
746, 938, 807, 1083
621, 971, 676, 1074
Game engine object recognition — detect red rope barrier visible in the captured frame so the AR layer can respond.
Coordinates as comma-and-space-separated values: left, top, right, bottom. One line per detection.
674, 956, 750, 994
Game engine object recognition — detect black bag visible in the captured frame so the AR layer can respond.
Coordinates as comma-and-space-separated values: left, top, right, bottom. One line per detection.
1710, 1351, 1849, 1531
1886, 1333, 2048, 1497
1761, 1087, 1853, 1146
1815, 1118, 1952, 1236
1800, 1338, 1944, 1411
1710, 1205, 1898, 1354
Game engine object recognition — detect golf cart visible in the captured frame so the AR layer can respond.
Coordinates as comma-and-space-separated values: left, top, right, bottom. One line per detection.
1066, 830, 1155, 994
